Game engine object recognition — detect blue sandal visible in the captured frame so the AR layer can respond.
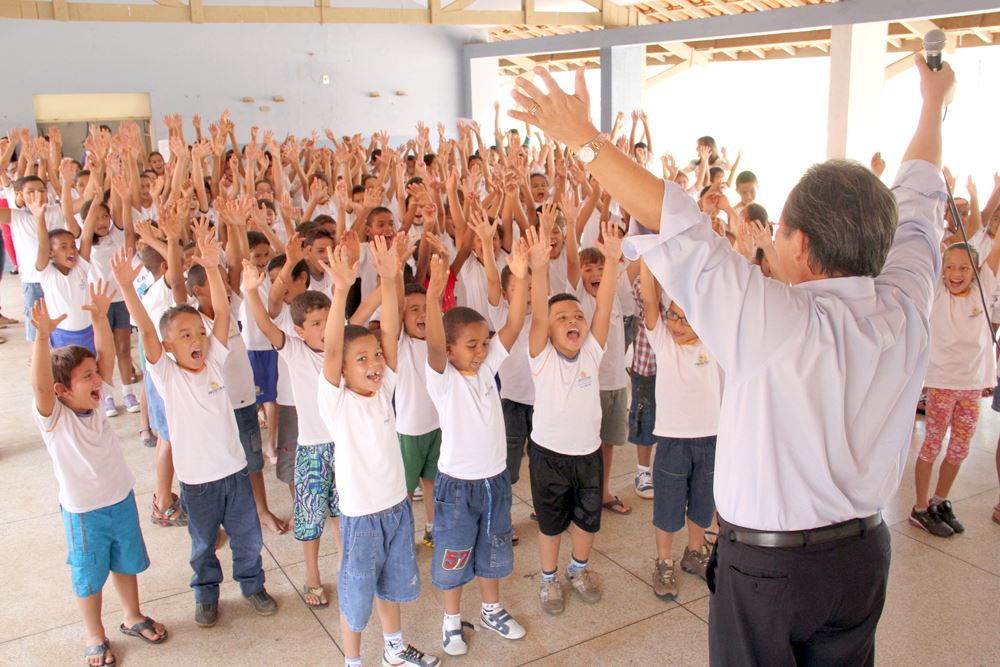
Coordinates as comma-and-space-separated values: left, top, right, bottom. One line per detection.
84, 639, 115, 666
119, 616, 167, 644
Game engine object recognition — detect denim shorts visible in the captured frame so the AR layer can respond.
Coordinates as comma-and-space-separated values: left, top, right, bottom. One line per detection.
248, 349, 278, 404
431, 470, 513, 590
106, 300, 131, 331
144, 372, 170, 442
23, 282, 44, 341
293, 443, 339, 541
338, 499, 420, 632
234, 404, 264, 474
628, 373, 657, 446
652, 435, 717, 533
50, 325, 96, 356
501, 399, 533, 484
62, 491, 150, 598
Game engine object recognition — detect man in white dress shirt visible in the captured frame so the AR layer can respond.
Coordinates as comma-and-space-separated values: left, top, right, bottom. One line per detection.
509, 55, 954, 666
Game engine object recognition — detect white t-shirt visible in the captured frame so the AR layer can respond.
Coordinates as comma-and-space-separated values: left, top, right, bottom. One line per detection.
394, 332, 440, 436
456, 258, 492, 321
40, 259, 92, 331
87, 225, 126, 303
278, 334, 331, 445
529, 335, 605, 455
199, 299, 256, 409
488, 300, 534, 405
34, 400, 135, 513
425, 337, 509, 480
925, 268, 998, 390
10, 205, 67, 283
239, 278, 274, 351
647, 319, 722, 438
309, 271, 333, 299
548, 249, 570, 296
132, 204, 157, 223
140, 277, 175, 341
575, 284, 628, 391
274, 306, 296, 406
317, 369, 407, 517
147, 336, 247, 484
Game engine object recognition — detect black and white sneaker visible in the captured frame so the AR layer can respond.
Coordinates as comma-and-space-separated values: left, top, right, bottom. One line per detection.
442, 618, 474, 656
480, 606, 527, 640
931, 499, 965, 534
910, 505, 954, 538
383, 644, 440, 667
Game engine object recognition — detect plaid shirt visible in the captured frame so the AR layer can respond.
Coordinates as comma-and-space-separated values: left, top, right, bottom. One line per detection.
631, 276, 668, 376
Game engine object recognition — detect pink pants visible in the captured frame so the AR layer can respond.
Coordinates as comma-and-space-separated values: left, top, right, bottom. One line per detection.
919, 388, 980, 466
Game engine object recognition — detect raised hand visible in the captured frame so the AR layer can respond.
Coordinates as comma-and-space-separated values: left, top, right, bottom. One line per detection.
241, 259, 265, 292
870, 151, 886, 177
110, 247, 142, 286
966, 175, 978, 199
24, 189, 47, 217
426, 253, 448, 300
471, 211, 499, 245
525, 226, 550, 270
538, 201, 558, 236
322, 244, 360, 290
392, 231, 415, 268
30, 299, 67, 338
82, 280, 113, 320
507, 238, 530, 278
749, 219, 774, 249
194, 231, 221, 269
58, 157, 77, 184
369, 234, 399, 279
594, 220, 622, 262
508, 67, 598, 150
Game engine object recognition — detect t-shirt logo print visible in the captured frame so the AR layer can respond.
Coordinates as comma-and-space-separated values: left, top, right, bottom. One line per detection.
208, 381, 226, 396
578, 370, 593, 389
442, 547, 472, 571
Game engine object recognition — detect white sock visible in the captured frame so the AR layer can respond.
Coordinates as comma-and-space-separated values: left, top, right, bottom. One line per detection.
383, 630, 404, 657
123, 383, 136, 397
443, 612, 461, 629
482, 601, 501, 614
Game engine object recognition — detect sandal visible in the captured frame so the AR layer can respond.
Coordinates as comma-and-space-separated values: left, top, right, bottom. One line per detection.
84, 639, 116, 666
151, 493, 188, 527
119, 616, 167, 644
992, 504, 1000, 526
602, 496, 632, 515
301, 585, 329, 609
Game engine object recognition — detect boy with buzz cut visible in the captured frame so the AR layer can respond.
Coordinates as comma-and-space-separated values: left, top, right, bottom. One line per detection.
31, 284, 167, 667
112, 236, 278, 629
528, 221, 622, 616
423, 218, 533, 658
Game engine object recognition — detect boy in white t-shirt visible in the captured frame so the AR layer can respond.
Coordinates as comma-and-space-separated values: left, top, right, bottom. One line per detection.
423, 228, 532, 657
639, 261, 722, 601
527, 222, 622, 616
317, 239, 439, 667
113, 239, 278, 629
31, 285, 167, 667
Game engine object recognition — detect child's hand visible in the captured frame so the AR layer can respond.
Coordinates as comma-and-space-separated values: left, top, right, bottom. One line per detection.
471, 211, 498, 245
285, 232, 305, 264
322, 245, 359, 290
194, 232, 221, 269
82, 279, 113, 320
594, 221, 623, 263
30, 298, 66, 338
110, 247, 142, 286
426, 253, 448, 301
749, 219, 773, 248
870, 151, 886, 177
339, 229, 361, 266
392, 231, 415, 268
507, 238, 530, 279
24, 189, 47, 218
369, 234, 399, 280
967, 175, 978, 200
525, 226, 550, 270
241, 259, 265, 293
538, 202, 558, 236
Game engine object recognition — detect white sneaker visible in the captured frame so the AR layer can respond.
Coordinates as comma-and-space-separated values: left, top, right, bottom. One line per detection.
480, 606, 527, 640
123, 393, 141, 414
412, 485, 424, 502
104, 395, 119, 418
442, 617, 473, 656
634, 470, 654, 499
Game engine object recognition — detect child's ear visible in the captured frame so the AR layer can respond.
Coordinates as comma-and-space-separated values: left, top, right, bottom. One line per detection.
293, 324, 305, 338
53, 382, 70, 398
162, 340, 175, 353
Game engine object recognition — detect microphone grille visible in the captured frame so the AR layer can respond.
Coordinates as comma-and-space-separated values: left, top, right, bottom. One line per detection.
924, 29, 947, 52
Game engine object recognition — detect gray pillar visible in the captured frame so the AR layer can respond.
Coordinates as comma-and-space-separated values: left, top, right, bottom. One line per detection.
600, 45, 644, 134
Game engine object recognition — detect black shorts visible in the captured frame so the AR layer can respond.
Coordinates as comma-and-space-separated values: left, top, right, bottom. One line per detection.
528, 441, 603, 536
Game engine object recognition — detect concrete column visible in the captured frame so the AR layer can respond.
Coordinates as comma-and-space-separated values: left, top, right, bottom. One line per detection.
826, 22, 888, 160
464, 56, 499, 127
600, 45, 644, 134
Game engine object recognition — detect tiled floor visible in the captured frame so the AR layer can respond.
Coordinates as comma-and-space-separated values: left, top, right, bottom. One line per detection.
0, 277, 998, 667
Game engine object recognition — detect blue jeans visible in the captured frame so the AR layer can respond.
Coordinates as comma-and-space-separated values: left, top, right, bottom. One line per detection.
23, 282, 44, 341
628, 373, 657, 446
180, 468, 264, 604
652, 435, 717, 533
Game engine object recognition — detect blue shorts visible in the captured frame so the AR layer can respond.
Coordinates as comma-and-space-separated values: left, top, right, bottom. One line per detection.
23, 282, 44, 342
652, 435, 717, 533
50, 325, 96, 356
432, 470, 514, 590
339, 500, 420, 632
294, 443, 339, 541
107, 300, 131, 331
144, 373, 170, 442
628, 373, 657, 446
62, 491, 150, 598
248, 349, 278, 404
234, 404, 264, 474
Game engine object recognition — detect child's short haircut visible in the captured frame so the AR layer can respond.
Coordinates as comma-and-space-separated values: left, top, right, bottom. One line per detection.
139, 245, 165, 273
296, 220, 318, 236
746, 203, 769, 225
247, 231, 268, 249
578, 247, 604, 266
79, 198, 108, 222
257, 198, 276, 213
159, 304, 201, 338
635, 141, 648, 149
500, 265, 515, 294
944, 242, 979, 266
405, 283, 427, 297
14, 175, 43, 192
352, 184, 366, 196
754, 247, 765, 264
736, 171, 758, 186
365, 207, 392, 226
51, 345, 96, 386
303, 228, 334, 248
75, 169, 90, 184
343, 323, 376, 351
548, 293, 580, 308
442, 306, 487, 344
185, 263, 208, 292
48, 229, 76, 244
313, 214, 335, 228
709, 167, 724, 181
290, 290, 332, 326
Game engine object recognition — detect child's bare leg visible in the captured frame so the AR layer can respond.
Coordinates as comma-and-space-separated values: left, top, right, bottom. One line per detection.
568, 524, 595, 563
78, 591, 111, 666
303, 538, 323, 602
263, 402, 278, 461
686, 520, 707, 552
113, 329, 132, 387
636, 444, 652, 468
914, 458, 934, 509
538, 532, 561, 573
443, 586, 463, 615
110, 573, 165, 641
154, 439, 174, 512
139, 390, 150, 431
375, 598, 401, 633
251, 471, 286, 533
340, 616, 363, 662
478, 577, 500, 605
420, 478, 435, 525
933, 461, 962, 500
654, 527, 675, 561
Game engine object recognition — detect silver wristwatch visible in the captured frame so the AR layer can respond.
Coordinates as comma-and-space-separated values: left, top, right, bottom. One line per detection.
577, 133, 609, 165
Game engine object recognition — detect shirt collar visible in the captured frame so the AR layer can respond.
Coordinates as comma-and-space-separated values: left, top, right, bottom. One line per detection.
795, 275, 875, 299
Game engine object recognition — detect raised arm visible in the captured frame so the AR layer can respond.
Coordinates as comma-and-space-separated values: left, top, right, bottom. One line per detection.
241, 260, 285, 349
112, 247, 162, 364
497, 238, 529, 351
370, 235, 401, 371
526, 226, 551, 357
268, 232, 305, 317
27, 190, 50, 273
29, 299, 66, 416
638, 259, 661, 331
589, 221, 622, 347
321, 245, 360, 386
424, 252, 449, 374
195, 231, 230, 345
83, 280, 115, 382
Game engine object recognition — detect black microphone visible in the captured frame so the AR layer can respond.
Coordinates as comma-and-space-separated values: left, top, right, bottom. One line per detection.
924, 29, 946, 71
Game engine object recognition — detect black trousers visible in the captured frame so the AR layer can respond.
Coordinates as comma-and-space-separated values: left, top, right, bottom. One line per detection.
707, 521, 891, 667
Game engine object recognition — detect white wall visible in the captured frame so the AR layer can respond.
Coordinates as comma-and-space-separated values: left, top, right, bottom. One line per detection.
0, 20, 485, 143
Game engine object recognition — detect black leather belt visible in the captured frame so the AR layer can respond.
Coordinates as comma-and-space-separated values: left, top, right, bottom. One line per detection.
719, 513, 882, 548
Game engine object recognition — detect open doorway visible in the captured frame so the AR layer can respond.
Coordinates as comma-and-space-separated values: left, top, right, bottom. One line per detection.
32, 93, 153, 162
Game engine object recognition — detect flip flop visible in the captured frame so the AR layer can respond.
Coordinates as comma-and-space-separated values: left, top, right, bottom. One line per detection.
84, 639, 116, 666
602, 496, 632, 515
302, 585, 329, 609
119, 616, 168, 644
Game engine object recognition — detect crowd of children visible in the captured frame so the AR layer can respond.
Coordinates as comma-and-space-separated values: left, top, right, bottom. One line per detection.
1, 106, 998, 666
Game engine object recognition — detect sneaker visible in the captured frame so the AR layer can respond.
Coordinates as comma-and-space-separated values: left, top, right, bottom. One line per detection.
123, 393, 141, 413
422, 528, 434, 548
634, 470, 654, 499
909, 505, 954, 538
0, 314, 18, 326
932, 499, 965, 534
680, 543, 711, 581
151, 493, 187, 527
195, 601, 218, 627
383, 644, 440, 667
104, 395, 119, 418
412, 485, 424, 502
441, 618, 473, 656
481, 606, 526, 640
566, 567, 602, 604
538, 577, 564, 615
245, 588, 278, 616
653, 559, 678, 600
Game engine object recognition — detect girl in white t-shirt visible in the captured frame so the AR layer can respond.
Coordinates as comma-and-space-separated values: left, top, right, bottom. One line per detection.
912, 240, 1000, 537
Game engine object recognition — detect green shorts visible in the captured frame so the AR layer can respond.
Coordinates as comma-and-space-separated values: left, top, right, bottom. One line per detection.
398, 429, 442, 493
